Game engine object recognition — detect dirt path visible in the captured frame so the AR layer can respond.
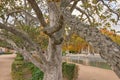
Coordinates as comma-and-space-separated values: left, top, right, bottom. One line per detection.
0, 54, 16, 80
77, 64, 120, 80
0, 54, 120, 80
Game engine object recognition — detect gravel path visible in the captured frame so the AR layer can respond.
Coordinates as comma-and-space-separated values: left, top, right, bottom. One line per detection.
0, 54, 120, 80
0, 54, 16, 80
77, 64, 120, 80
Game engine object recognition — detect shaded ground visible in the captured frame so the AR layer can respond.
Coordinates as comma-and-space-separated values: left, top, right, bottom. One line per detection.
77, 64, 120, 80
0, 54, 16, 80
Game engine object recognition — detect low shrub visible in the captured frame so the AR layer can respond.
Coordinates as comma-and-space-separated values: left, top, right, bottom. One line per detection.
30, 62, 78, 80
4, 52, 12, 54
26, 63, 44, 80
12, 54, 32, 80
12, 54, 78, 80
12, 54, 25, 80
62, 62, 78, 80
31, 67, 44, 80
62, 51, 67, 56
12, 54, 43, 80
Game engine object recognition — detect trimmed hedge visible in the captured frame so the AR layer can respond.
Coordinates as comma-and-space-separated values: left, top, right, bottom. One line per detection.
15, 55, 24, 61
4, 52, 12, 54
31, 67, 44, 80
12, 54, 78, 80
12, 54, 25, 80
62, 62, 78, 80
12, 54, 44, 80
26, 63, 44, 80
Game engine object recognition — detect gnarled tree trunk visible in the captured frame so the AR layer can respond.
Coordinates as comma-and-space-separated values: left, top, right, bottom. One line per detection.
44, 64, 62, 80
42, 2, 63, 80
43, 38, 63, 80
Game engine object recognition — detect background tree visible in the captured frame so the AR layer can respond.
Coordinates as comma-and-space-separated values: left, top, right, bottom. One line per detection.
0, 0, 120, 80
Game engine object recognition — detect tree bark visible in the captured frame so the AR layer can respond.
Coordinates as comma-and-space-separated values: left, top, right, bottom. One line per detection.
44, 64, 62, 80
42, 2, 63, 80
63, 10, 120, 78
43, 38, 63, 80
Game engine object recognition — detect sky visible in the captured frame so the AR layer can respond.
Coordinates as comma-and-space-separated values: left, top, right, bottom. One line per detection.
72, 0, 120, 32
0, 0, 120, 33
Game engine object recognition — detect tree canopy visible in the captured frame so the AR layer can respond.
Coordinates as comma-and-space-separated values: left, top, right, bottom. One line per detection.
0, 0, 120, 79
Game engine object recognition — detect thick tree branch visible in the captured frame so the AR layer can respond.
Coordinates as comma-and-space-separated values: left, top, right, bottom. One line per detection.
44, 1, 64, 63
0, 23, 35, 47
0, 35, 17, 49
0, 23, 48, 64
42, 1, 64, 37
60, 0, 73, 8
60, 0, 80, 8
63, 10, 120, 78
21, 49, 45, 71
27, 0, 47, 27
43, 15, 64, 36
0, 35, 46, 71
70, 0, 79, 13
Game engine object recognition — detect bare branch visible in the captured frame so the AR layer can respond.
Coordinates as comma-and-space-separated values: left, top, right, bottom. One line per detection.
0, 10, 39, 23
72, 5, 92, 24
23, 10, 39, 22
101, 0, 119, 22
70, 0, 79, 13
27, 0, 47, 27
61, 0, 72, 8
60, 0, 80, 8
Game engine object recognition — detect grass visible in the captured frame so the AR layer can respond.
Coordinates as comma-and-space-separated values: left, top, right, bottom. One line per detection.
71, 59, 111, 70
89, 61, 111, 70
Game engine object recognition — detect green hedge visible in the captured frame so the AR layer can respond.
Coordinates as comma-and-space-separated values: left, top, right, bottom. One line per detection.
12, 54, 44, 80
12, 54, 78, 80
26, 63, 44, 80
62, 62, 78, 80
12, 54, 25, 80
4, 52, 12, 54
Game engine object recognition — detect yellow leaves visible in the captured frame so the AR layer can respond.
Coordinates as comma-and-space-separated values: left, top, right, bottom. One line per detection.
62, 33, 89, 52
100, 28, 120, 45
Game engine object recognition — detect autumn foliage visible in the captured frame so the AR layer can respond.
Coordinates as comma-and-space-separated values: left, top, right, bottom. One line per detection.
62, 28, 120, 53
100, 28, 120, 45
62, 34, 90, 53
